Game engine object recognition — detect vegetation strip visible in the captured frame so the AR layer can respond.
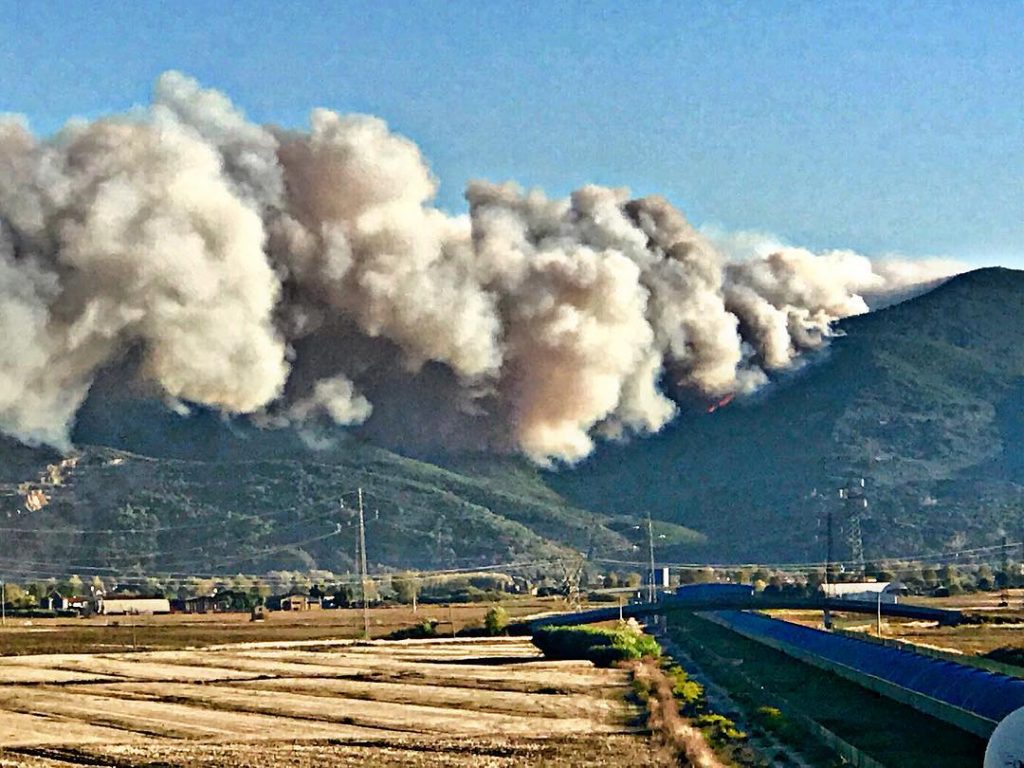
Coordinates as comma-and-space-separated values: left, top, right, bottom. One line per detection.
668, 613, 985, 767
529, 623, 770, 765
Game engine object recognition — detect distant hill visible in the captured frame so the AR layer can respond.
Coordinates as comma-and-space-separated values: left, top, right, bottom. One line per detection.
2, 267, 1022, 576
0, 431, 702, 578
549, 267, 1024, 563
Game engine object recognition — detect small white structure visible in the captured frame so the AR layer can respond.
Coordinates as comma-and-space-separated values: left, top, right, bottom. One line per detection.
646, 567, 671, 588
96, 597, 170, 615
986, 705, 1024, 767
821, 581, 900, 604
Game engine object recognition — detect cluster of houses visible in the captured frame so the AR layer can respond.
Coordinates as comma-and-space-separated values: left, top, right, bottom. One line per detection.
44, 593, 172, 616
821, 580, 903, 603
39, 588, 339, 617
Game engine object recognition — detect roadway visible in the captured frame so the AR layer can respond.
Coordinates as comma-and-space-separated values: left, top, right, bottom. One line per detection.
519, 592, 964, 632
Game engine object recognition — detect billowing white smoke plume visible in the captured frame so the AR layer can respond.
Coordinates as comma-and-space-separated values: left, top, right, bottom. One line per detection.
0, 72, 963, 462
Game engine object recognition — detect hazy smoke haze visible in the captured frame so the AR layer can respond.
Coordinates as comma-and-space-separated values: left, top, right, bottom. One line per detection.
0, 73, 963, 462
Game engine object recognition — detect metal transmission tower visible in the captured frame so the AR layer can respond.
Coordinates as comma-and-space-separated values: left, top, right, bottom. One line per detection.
339, 489, 371, 638
838, 478, 867, 578
557, 557, 585, 612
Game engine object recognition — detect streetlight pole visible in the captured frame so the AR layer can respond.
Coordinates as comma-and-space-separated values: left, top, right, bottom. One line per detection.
876, 588, 883, 638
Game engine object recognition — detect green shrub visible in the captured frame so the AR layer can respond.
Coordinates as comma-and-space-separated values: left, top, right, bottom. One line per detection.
695, 713, 747, 747
665, 663, 705, 714
531, 625, 661, 667
753, 705, 805, 742
484, 605, 509, 635
588, 645, 634, 667
383, 618, 438, 640
985, 645, 1024, 668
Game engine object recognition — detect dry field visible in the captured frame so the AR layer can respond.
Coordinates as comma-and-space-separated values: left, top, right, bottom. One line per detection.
0, 635, 664, 767
0, 599, 563, 656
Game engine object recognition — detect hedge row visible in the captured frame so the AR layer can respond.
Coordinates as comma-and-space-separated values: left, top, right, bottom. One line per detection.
531, 624, 661, 667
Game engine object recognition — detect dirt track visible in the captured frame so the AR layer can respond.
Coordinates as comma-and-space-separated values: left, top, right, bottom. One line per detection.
0, 636, 662, 766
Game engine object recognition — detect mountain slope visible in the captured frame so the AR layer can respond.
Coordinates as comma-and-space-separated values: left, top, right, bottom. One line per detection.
3, 267, 1023, 575
548, 267, 1024, 562
0, 432, 705, 577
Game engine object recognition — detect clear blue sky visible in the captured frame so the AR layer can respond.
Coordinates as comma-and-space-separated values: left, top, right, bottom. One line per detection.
1, 1, 1021, 265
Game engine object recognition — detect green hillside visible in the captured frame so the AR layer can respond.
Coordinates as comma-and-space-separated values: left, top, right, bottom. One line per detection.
548, 267, 1024, 563
0, 437, 702, 578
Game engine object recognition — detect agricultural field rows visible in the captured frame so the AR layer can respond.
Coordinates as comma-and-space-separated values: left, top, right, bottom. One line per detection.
0, 637, 662, 767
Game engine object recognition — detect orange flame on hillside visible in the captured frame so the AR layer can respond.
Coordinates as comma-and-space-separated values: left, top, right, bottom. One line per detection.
706, 393, 735, 414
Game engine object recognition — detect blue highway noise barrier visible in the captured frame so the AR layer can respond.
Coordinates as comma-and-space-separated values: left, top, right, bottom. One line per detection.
709, 609, 1024, 736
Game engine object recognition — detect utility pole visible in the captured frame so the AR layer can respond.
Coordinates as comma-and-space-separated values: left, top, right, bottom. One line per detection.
824, 509, 834, 630
1000, 535, 1011, 607
558, 558, 584, 612
646, 511, 656, 604
825, 509, 834, 589
357, 488, 370, 639
876, 589, 883, 639
1020, 508, 1024, 608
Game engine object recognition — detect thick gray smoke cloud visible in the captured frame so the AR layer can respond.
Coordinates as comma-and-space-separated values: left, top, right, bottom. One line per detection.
0, 72, 963, 462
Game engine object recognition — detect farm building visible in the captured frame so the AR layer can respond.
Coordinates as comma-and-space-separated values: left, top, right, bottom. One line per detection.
175, 590, 259, 614
821, 581, 900, 603
177, 594, 219, 614
96, 597, 171, 615
43, 593, 92, 614
272, 594, 322, 611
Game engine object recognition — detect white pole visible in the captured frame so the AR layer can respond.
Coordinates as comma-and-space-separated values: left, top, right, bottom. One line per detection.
876, 589, 882, 638
646, 512, 656, 604
1, 581, 5, 626
358, 488, 370, 639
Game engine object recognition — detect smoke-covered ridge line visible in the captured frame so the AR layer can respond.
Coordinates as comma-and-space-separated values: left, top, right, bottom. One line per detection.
0, 71, 963, 463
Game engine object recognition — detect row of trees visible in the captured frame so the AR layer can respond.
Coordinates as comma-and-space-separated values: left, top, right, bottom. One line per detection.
0, 569, 521, 610
594, 560, 1018, 597
5, 558, 1012, 612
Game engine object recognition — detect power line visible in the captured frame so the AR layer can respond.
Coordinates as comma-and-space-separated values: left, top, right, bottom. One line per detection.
591, 540, 1023, 572
0, 503, 330, 535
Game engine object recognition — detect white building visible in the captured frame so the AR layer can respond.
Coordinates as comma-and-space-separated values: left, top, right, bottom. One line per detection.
96, 597, 171, 615
821, 581, 901, 604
